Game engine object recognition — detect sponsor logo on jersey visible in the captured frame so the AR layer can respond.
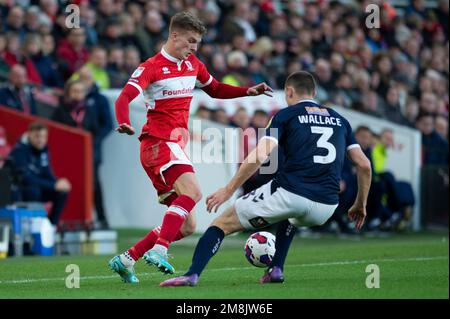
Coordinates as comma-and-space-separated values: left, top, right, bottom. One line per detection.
162, 67, 170, 74
162, 87, 194, 96
131, 67, 145, 78
305, 106, 330, 116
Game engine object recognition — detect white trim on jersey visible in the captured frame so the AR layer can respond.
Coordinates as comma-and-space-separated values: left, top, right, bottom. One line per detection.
126, 81, 143, 94
346, 144, 361, 151
161, 47, 183, 70
159, 142, 193, 185
145, 76, 197, 101
195, 75, 213, 88
260, 136, 279, 145
161, 47, 181, 63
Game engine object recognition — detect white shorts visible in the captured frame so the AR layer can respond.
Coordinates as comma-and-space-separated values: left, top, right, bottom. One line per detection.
235, 180, 338, 230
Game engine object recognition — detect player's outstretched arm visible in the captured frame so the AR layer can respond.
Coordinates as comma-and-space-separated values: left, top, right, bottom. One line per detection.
114, 85, 140, 135
206, 137, 277, 213
201, 78, 273, 99
347, 147, 372, 230
246, 82, 274, 97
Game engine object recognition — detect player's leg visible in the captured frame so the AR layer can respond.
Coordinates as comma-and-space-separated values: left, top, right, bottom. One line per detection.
160, 205, 245, 287
259, 195, 338, 284
260, 220, 297, 284
109, 193, 196, 282
143, 171, 200, 274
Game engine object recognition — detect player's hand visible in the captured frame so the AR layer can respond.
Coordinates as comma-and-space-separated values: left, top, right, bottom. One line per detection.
206, 187, 233, 213
247, 82, 273, 97
116, 123, 135, 135
348, 204, 366, 231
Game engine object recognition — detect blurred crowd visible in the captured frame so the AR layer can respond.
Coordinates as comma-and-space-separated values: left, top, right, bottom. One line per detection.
0, 0, 448, 232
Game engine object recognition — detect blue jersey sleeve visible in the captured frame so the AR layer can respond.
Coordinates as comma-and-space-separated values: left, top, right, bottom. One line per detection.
263, 112, 285, 144
343, 117, 359, 150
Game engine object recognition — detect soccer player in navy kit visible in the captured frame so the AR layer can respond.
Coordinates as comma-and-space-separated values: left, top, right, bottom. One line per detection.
161, 71, 372, 287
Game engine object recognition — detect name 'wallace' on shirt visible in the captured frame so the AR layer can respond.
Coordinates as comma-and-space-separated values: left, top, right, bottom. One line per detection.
298, 114, 342, 126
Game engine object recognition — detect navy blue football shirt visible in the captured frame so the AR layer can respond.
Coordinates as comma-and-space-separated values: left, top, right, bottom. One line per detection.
263, 99, 359, 205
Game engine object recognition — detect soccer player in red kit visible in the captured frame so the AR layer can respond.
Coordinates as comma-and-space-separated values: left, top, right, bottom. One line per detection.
108, 11, 273, 283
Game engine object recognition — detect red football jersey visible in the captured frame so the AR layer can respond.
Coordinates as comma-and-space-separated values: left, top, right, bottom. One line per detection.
126, 48, 213, 141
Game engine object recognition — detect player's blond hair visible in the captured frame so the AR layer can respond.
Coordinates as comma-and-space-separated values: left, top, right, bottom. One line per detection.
169, 11, 207, 35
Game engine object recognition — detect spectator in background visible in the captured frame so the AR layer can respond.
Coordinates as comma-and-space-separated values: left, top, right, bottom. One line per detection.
0, 64, 37, 115
80, 5, 98, 47
230, 106, 250, 130
51, 79, 110, 229
360, 91, 385, 118
195, 104, 212, 121
404, 96, 420, 127
95, 0, 117, 36
98, 18, 123, 49
372, 129, 412, 229
208, 51, 227, 81
57, 27, 89, 80
250, 109, 269, 130
119, 14, 140, 50
212, 107, 230, 126
39, 0, 59, 24
384, 86, 409, 126
23, 33, 63, 88
106, 47, 128, 88
5, 122, 71, 226
220, 1, 255, 44
51, 80, 98, 134
71, 46, 110, 90
77, 66, 112, 229
435, 115, 448, 140
3, 32, 42, 86
3, 6, 26, 41
419, 92, 438, 114
123, 46, 141, 75
371, 53, 393, 98
416, 113, 449, 165
222, 50, 250, 87
314, 58, 334, 101
135, 9, 166, 59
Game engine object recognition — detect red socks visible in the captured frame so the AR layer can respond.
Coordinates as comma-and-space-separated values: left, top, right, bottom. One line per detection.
127, 195, 196, 260
156, 195, 196, 248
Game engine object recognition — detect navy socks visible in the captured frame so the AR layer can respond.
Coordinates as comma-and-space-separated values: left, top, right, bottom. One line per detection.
185, 226, 225, 276
271, 220, 297, 270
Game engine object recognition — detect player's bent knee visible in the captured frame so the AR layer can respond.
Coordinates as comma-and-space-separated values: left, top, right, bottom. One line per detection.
183, 189, 202, 203
181, 218, 196, 236
211, 207, 243, 236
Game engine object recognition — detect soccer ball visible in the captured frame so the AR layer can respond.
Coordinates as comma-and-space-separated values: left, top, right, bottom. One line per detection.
244, 231, 276, 268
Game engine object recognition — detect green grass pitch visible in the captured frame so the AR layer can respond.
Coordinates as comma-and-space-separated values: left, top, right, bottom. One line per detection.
0, 229, 448, 299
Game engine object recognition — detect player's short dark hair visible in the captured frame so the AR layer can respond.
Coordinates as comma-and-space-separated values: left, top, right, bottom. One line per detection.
285, 71, 316, 95
169, 11, 207, 35
27, 121, 48, 132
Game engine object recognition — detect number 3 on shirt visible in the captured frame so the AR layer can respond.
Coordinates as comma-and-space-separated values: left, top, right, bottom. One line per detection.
311, 126, 336, 164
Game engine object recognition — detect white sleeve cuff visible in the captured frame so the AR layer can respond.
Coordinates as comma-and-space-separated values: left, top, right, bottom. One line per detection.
126, 81, 143, 94
260, 136, 279, 145
196, 75, 213, 88
347, 144, 361, 151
